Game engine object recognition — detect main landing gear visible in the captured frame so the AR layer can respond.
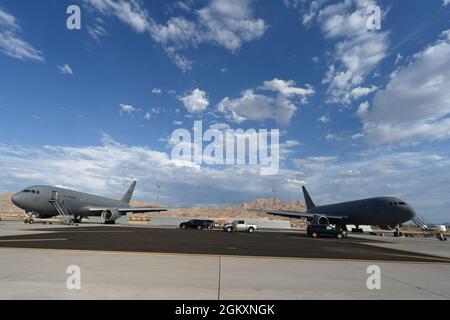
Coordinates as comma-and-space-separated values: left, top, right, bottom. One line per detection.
72, 217, 82, 224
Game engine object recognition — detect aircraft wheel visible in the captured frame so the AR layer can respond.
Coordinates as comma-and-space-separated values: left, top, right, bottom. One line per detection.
29, 219, 34, 224
180, 225, 186, 229
337, 234, 343, 239
23, 219, 29, 224
312, 232, 318, 238
197, 225, 202, 230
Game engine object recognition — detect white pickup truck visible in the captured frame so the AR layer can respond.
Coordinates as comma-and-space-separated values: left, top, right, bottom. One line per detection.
223, 220, 258, 233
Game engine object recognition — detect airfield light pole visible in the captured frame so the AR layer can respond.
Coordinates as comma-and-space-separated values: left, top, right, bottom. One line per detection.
156, 185, 161, 202
272, 189, 278, 210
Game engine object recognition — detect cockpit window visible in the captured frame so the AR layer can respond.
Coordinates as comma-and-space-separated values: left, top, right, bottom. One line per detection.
399, 202, 406, 205
23, 189, 31, 193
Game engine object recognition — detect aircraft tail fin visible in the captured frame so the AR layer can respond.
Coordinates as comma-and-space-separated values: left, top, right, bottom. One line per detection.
302, 186, 316, 211
121, 181, 136, 204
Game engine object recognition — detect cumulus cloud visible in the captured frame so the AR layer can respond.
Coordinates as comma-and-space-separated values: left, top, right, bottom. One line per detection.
57, 64, 73, 75
0, 7, 44, 61
180, 89, 210, 113
303, 0, 389, 104
358, 31, 450, 145
218, 79, 315, 125
218, 90, 275, 123
84, 0, 267, 71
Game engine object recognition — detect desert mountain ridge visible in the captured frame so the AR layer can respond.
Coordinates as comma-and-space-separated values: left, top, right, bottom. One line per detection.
0, 192, 307, 221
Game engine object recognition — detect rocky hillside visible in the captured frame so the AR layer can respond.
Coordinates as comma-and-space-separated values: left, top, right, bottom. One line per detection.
0, 192, 307, 222
0, 192, 24, 214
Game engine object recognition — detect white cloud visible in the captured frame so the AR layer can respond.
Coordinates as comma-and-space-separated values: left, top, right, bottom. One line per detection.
152, 88, 162, 94
218, 79, 315, 125
196, 0, 267, 52
180, 89, 209, 113
87, 19, 108, 42
0, 7, 20, 30
306, 0, 389, 104
84, 0, 267, 71
261, 79, 315, 102
0, 8, 44, 62
57, 64, 74, 75
444, 0, 450, 6
358, 31, 450, 145
119, 104, 139, 115
318, 115, 331, 123
356, 101, 369, 121
83, 0, 150, 33
218, 90, 274, 123
351, 85, 377, 100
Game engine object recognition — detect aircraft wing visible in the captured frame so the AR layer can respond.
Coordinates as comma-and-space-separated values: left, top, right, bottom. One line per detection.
249, 209, 314, 219
86, 207, 168, 214
248, 209, 347, 221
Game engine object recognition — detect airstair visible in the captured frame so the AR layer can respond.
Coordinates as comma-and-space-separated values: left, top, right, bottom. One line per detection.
49, 191, 74, 225
411, 215, 437, 237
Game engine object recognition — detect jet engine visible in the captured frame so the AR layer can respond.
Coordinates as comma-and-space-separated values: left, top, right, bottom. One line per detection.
101, 209, 120, 224
313, 215, 329, 225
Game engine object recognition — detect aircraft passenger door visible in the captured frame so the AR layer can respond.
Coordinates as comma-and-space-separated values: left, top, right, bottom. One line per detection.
50, 191, 58, 202
34, 190, 40, 202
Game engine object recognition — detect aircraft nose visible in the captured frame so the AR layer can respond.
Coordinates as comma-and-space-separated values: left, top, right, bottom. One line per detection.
408, 208, 417, 220
11, 193, 22, 207
404, 206, 416, 222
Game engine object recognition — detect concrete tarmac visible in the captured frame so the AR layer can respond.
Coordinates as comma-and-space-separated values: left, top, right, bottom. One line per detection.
1, 222, 449, 299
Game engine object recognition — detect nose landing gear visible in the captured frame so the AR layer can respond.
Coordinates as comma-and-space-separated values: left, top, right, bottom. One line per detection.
23, 212, 35, 224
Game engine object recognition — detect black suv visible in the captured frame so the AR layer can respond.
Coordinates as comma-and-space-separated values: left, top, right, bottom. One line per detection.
180, 219, 215, 230
307, 224, 347, 239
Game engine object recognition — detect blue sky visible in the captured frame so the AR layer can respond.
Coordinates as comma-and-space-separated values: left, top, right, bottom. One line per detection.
0, 0, 449, 222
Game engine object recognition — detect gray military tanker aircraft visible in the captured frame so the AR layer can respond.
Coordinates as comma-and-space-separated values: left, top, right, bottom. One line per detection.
252, 186, 416, 232
11, 181, 167, 224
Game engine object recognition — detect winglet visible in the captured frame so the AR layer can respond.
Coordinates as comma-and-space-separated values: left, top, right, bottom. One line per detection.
302, 186, 316, 211
121, 181, 136, 204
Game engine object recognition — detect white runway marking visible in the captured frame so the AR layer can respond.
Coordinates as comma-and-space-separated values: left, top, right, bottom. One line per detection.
0, 238, 67, 242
